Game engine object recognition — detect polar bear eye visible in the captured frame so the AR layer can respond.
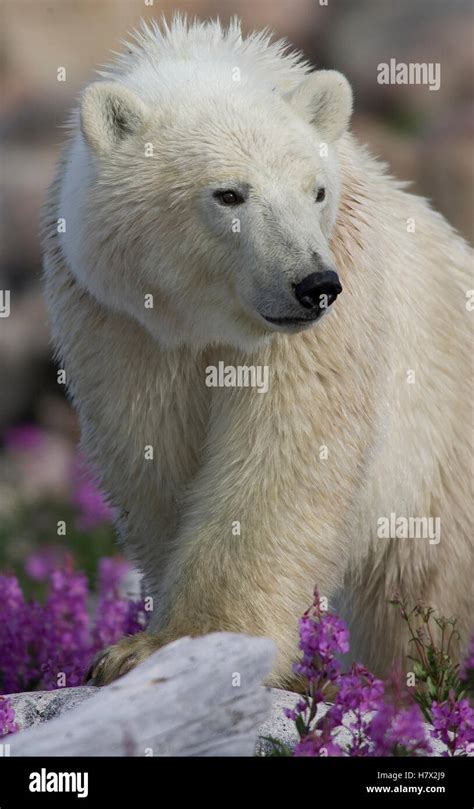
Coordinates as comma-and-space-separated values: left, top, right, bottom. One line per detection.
315, 187, 326, 203
213, 189, 245, 206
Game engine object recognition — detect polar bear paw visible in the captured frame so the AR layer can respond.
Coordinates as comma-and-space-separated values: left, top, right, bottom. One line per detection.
86, 632, 163, 686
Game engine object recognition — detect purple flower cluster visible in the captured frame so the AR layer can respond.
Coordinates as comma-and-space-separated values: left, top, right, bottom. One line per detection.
25, 547, 66, 582
4, 424, 44, 451
0, 576, 39, 693
5, 421, 113, 531
295, 606, 349, 685
0, 696, 17, 738
287, 592, 474, 757
431, 693, 474, 755
368, 702, 432, 756
323, 664, 387, 756
71, 456, 115, 530
0, 558, 148, 695
38, 563, 91, 689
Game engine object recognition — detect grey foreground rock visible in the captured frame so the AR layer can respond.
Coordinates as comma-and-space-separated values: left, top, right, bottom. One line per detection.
257, 689, 301, 754
7, 633, 275, 756
9, 686, 98, 732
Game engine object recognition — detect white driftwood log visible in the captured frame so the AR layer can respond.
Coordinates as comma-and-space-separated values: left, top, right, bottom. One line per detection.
8, 632, 275, 757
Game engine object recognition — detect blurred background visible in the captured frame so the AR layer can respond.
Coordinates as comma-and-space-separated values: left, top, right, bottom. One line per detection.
0, 0, 473, 594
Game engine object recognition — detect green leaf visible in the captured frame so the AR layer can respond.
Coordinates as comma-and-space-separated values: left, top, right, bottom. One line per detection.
258, 736, 292, 757
413, 660, 427, 680
426, 676, 439, 701
295, 714, 307, 737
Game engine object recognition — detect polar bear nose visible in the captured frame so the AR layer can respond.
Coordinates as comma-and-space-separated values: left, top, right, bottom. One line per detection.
292, 270, 342, 310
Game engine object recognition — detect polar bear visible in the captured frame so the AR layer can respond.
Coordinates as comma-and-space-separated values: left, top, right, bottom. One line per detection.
41, 17, 473, 687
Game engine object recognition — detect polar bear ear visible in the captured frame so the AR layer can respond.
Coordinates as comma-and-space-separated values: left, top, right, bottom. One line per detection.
285, 70, 353, 143
80, 82, 150, 155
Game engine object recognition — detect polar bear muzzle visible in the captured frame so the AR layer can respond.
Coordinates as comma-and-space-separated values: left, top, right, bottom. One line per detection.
292, 269, 342, 311
263, 268, 342, 327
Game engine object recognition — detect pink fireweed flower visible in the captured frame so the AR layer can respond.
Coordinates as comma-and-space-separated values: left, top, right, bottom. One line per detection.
38, 562, 91, 689
284, 699, 309, 722
0, 559, 149, 693
322, 664, 385, 755
25, 547, 66, 582
0, 575, 40, 693
368, 702, 432, 756
294, 734, 344, 757
294, 593, 349, 682
71, 455, 114, 530
431, 692, 474, 755
0, 696, 17, 737
4, 424, 44, 451
284, 593, 452, 758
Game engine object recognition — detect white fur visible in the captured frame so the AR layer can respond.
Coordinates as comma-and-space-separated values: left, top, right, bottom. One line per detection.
43, 16, 473, 686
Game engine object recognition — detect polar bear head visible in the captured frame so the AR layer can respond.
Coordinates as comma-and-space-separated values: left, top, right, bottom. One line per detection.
64, 66, 352, 350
